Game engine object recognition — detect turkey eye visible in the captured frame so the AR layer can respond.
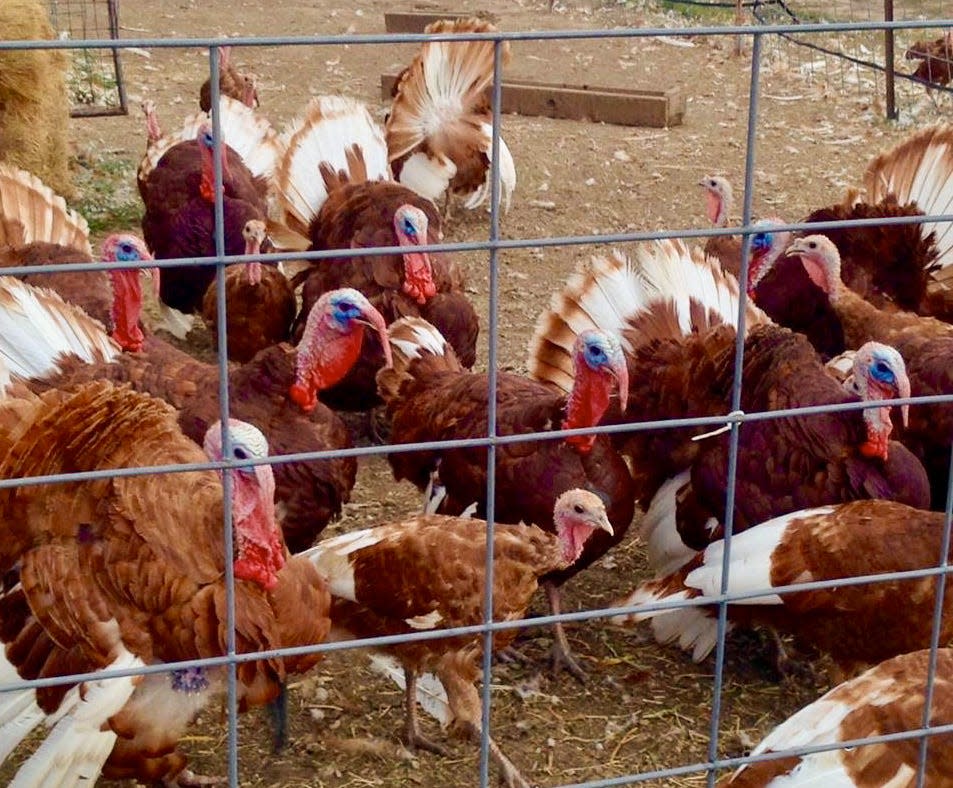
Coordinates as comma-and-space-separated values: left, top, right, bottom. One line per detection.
120, 243, 133, 254
233, 447, 248, 460
403, 219, 416, 235
573, 504, 584, 514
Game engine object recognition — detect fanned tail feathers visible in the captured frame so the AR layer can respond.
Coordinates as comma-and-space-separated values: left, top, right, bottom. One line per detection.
273, 96, 390, 237
0, 277, 119, 384
376, 317, 464, 405
137, 96, 284, 186
864, 123, 953, 282
0, 165, 92, 255
386, 19, 509, 162
528, 239, 768, 394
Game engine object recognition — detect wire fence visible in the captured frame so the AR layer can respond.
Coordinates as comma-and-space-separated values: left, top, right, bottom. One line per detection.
0, 6, 952, 787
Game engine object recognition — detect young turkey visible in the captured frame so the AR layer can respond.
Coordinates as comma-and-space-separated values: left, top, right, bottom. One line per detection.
301, 488, 613, 788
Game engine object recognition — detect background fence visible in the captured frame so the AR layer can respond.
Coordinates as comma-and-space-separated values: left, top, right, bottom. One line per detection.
0, 1, 952, 786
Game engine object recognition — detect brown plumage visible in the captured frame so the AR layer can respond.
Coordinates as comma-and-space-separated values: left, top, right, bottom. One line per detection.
719, 648, 953, 787
386, 18, 515, 214
201, 218, 295, 363
617, 500, 953, 679
272, 96, 479, 410
787, 234, 953, 508
377, 316, 635, 680
906, 31, 953, 89
139, 99, 282, 325
0, 381, 329, 784
303, 488, 613, 788
198, 45, 259, 112
5, 283, 390, 553
529, 241, 929, 573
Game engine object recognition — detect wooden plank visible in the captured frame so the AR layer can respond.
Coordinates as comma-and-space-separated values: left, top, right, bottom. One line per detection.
383, 11, 491, 33
380, 73, 685, 128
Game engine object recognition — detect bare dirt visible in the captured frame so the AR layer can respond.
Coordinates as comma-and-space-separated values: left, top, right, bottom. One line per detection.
53, 0, 950, 785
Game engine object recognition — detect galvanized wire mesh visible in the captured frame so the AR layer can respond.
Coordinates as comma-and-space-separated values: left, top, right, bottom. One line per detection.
0, 11, 951, 787
47, 0, 126, 116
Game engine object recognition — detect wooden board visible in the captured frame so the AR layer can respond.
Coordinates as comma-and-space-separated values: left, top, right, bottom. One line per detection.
380, 73, 685, 128
383, 11, 495, 33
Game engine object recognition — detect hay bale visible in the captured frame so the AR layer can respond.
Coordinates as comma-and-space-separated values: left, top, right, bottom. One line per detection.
0, 0, 72, 198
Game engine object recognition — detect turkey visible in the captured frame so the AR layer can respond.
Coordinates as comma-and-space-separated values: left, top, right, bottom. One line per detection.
201, 218, 295, 363
386, 17, 516, 216
140, 97, 283, 338
198, 44, 259, 112
271, 94, 479, 411
0, 277, 386, 553
785, 233, 953, 508
0, 380, 330, 784
615, 500, 953, 681
529, 239, 929, 574
377, 316, 635, 680
302, 488, 612, 788
697, 174, 746, 279
905, 31, 953, 91
718, 648, 953, 786
0, 163, 158, 342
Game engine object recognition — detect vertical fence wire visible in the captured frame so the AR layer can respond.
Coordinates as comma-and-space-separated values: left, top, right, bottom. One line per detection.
0, 11, 952, 787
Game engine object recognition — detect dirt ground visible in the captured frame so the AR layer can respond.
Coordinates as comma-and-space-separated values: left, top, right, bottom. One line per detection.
46, 0, 951, 785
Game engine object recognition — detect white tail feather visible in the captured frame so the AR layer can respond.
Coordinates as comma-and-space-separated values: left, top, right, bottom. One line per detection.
367, 654, 451, 727
275, 96, 390, 232
461, 128, 516, 213
153, 301, 196, 340
0, 164, 92, 255
9, 647, 145, 788
138, 96, 283, 186
0, 277, 119, 383
864, 124, 953, 275
639, 469, 699, 576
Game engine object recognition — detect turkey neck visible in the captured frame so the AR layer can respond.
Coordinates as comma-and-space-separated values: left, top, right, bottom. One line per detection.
109, 268, 146, 352
562, 367, 611, 453
199, 140, 232, 203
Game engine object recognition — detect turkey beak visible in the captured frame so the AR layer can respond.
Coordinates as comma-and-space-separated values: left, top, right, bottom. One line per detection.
609, 354, 629, 413
591, 509, 614, 536
895, 369, 911, 428
358, 303, 393, 369
783, 239, 806, 259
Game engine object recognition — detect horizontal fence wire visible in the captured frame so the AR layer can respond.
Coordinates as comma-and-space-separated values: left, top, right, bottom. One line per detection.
1, 9, 953, 788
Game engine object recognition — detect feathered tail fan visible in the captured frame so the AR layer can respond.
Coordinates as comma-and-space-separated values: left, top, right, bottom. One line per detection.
136, 95, 284, 187
0, 164, 92, 255
0, 276, 119, 386
386, 19, 515, 211
864, 123, 953, 285
376, 317, 465, 407
272, 96, 391, 241
528, 240, 770, 394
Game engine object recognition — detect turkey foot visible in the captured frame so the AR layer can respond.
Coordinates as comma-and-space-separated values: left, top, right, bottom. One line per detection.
402, 667, 450, 757
545, 582, 587, 684
163, 768, 227, 787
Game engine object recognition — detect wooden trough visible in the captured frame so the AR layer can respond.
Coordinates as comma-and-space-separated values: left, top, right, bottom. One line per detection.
382, 11, 686, 128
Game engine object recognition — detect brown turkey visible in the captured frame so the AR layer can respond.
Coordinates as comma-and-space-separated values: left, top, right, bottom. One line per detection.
718, 648, 953, 786
139, 97, 283, 339
377, 316, 635, 680
0, 163, 158, 343
271, 95, 479, 412
201, 218, 295, 363
616, 500, 953, 681
0, 380, 330, 784
529, 239, 929, 575
198, 44, 259, 112
386, 18, 516, 216
302, 488, 613, 788
906, 31, 953, 91
0, 276, 387, 553
786, 233, 953, 509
